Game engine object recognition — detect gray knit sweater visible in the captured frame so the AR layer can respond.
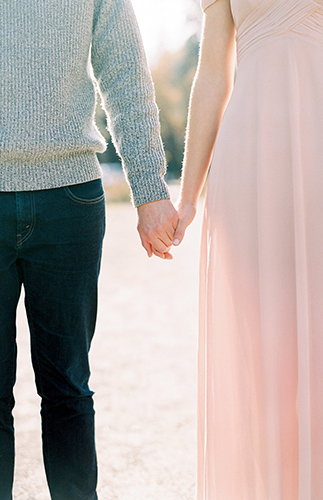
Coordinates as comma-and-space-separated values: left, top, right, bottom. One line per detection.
0, 0, 170, 207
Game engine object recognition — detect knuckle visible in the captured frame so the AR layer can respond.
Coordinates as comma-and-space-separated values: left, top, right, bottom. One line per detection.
145, 227, 153, 239
155, 223, 164, 234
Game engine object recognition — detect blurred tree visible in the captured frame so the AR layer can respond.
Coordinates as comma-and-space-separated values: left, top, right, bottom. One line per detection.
152, 34, 200, 178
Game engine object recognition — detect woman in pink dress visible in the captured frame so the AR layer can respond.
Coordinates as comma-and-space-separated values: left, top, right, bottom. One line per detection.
173, 0, 323, 498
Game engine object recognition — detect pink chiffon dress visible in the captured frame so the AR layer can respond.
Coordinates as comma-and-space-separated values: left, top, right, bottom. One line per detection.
198, 1, 323, 499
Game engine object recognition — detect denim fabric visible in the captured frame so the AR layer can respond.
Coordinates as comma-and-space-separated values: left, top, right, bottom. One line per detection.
0, 179, 106, 500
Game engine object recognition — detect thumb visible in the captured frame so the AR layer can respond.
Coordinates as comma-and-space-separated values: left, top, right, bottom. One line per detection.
172, 217, 188, 246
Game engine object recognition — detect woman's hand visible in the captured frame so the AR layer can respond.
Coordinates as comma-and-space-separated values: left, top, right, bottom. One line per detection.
172, 199, 197, 246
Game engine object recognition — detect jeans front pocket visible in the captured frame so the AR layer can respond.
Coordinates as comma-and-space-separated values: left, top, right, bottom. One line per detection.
64, 178, 105, 205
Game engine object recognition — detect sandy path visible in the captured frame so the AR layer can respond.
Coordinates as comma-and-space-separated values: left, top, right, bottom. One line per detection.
12, 185, 203, 500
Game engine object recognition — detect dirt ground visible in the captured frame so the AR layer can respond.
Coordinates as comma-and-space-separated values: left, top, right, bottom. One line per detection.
12, 184, 203, 500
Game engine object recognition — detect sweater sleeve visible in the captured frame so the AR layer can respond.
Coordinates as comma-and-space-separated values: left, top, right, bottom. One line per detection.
201, 0, 218, 12
91, 0, 170, 207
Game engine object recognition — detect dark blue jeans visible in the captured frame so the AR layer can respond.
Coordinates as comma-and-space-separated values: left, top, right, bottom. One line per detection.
0, 179, 106, 500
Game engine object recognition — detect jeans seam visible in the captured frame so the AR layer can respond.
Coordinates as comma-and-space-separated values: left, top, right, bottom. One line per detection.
15, 192, 20, 249
20, 193, 36, 246
63, 187, 105, 205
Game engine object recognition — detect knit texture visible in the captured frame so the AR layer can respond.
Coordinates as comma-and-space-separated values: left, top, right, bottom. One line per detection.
0, 0, 170, 207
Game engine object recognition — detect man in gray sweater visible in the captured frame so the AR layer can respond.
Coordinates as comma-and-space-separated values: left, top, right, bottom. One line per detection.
0, 0, 178, 498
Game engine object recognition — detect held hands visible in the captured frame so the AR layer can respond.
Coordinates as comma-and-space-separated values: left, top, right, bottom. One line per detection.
136, 198, 196, 260
137, 199, 178, 260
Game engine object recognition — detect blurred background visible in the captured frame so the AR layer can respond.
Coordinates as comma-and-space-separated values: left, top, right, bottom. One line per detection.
98, 0, 203, 201
13, 2, 206, 499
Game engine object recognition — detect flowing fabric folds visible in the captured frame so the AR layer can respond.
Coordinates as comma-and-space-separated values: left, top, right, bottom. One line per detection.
198, 1, 323, 499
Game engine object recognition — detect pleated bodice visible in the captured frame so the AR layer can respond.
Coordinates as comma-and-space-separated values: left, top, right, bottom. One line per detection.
236, 0, 323, 65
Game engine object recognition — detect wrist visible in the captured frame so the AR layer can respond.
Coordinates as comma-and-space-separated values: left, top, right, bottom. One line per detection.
177, 192, 198, 209
136, 196, 171, 210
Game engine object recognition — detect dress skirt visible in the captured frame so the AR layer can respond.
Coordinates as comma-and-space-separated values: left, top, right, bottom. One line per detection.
197, 1, 323, 498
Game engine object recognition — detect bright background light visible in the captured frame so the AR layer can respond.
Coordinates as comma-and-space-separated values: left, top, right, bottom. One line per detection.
132, 0, 201, 65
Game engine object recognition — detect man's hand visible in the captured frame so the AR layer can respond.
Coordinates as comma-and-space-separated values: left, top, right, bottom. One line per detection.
137, 199, 179, 260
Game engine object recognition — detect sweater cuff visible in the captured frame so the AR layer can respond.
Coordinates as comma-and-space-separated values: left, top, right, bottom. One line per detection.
128, 169, 171, 207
